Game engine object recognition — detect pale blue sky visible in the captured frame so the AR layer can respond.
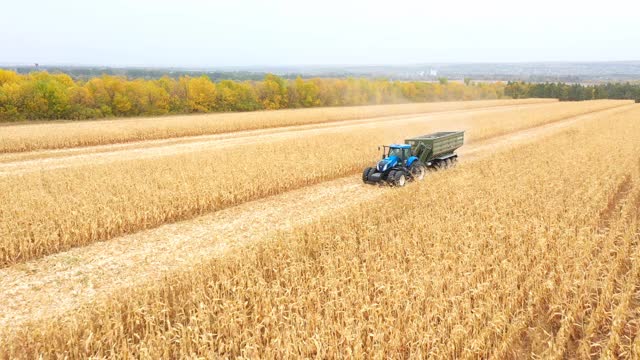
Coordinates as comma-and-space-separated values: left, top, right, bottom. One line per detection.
2, 0, 639, 67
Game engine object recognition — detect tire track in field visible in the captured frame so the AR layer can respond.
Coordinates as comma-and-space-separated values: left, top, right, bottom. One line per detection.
0, 102, 594, 177
0, 107, 630, 331
597, 175, 633, 230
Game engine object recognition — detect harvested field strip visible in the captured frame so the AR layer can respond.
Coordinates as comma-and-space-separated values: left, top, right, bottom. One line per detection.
3, 103, 640, 358
0, 98, 554, 153
0, 102, 630, 267
0, 177, 383, 329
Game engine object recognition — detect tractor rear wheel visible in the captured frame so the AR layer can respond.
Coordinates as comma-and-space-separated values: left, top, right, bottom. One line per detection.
362, 167, 375, 183
394, 171, 407, 187
409, 161, 426, 181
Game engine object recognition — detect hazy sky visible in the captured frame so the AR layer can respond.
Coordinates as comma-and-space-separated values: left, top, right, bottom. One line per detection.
2, 0, 639, 67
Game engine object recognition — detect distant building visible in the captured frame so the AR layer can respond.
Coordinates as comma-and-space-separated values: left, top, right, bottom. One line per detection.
429, 69, 438, 77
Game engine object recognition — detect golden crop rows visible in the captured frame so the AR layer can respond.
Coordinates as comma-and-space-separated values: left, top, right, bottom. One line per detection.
0, 100, 629, 267
0, 99, 553, 153
4, 105, 639, 358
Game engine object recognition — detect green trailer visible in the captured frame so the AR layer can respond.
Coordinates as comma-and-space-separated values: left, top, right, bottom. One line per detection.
362, 131, 464, 187
405, 131, 465, 168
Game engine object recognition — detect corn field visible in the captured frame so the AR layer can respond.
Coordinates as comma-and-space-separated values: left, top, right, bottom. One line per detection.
0, 99, 639, 358
0, 99, 551, 153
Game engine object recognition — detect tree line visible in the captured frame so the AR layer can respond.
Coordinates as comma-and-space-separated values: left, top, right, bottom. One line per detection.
505, 81, 640, 102
0, 70, 504, 121
11, 66, 273, 81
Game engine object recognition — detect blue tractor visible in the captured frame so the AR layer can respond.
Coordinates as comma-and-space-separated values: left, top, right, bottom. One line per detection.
362, 131, 465, 187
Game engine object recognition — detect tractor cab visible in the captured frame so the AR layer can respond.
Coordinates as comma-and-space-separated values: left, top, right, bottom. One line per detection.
376, 144, 411, 173
385, 144, 411, 161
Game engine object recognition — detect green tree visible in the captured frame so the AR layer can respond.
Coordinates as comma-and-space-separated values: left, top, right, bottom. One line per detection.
290, 77, 321, 108
258, 74, 288, 109
215, 80, 260, 112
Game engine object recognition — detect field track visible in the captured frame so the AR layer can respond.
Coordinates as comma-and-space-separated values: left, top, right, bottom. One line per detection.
2, 104, 635, 331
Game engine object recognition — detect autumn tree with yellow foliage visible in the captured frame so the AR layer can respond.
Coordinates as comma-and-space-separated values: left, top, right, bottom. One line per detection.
0, 69, 507, 121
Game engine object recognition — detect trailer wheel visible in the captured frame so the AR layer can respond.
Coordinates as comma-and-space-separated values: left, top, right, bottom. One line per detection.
409, 162, 426, 181
394, 171, 407, 187
362, 167, 375, 183
436, 160, 446, 170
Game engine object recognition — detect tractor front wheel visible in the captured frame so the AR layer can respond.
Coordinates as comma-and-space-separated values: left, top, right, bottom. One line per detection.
387, 170, 397, 186
394, 171, 407, 187
362, 167, 375, 183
